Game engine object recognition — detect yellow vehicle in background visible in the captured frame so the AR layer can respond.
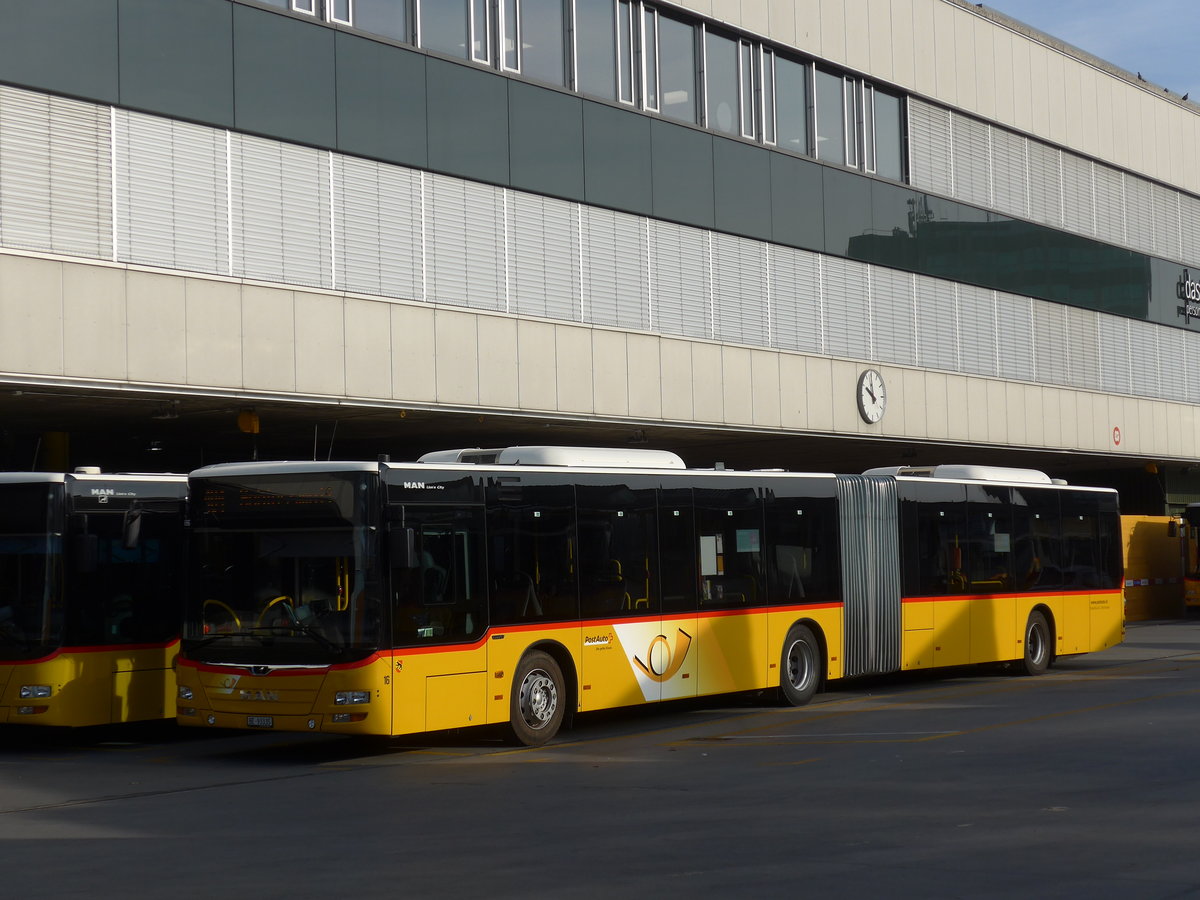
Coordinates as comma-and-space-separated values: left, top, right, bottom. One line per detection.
0, 470, 187, 726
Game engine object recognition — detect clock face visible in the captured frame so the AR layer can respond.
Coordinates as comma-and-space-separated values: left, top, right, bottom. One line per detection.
857, 369, 886, 424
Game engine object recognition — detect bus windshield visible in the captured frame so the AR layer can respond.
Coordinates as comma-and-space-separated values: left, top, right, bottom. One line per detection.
183, 473, 383, 664
0, 483, 64, 660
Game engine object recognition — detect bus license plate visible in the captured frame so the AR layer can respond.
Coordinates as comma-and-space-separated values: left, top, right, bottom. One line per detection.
247, 716, 274, 728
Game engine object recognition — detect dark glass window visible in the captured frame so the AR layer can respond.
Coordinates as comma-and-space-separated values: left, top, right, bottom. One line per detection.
642, 6, 659, 110
874, 88, 903, 181
577, 484, 659, 619
617, 0, 636, 103
487, 481, 578, 623
658, 14, 696, 123
575, 0, 616, 100
964, 485, 1014, 592
814, 67, 845, 164
739, 40, 757, 139
899, 482, 968, 596
391, 506, 487, 646
1011, 487, 1063, 591
764, 490, 839, 605
705, 30, 739, 135
659, 487, 696, 613
355, 0, 409, 43
694, 486, 763, 610
517, 0, 566, 85
419, 0, 468, 58
1060, 491, 1123, 589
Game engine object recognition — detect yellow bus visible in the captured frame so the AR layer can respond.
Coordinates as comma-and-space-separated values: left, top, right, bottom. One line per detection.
176, 448, 1123, 745
0, 470, 188, 726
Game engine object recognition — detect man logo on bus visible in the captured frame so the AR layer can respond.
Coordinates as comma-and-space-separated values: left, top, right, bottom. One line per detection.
632, 628, 693, 682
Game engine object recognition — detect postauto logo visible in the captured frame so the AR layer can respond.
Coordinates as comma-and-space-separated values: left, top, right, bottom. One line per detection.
611, 623, 694, 701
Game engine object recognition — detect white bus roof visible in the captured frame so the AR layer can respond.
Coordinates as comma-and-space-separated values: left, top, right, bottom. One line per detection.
419, 446, 687, 469
863, 464, 1057, 484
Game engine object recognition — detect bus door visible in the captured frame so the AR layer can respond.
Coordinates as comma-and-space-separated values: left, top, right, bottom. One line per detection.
693, 486, 768, 696
577, 483, 675, 710
389, 505, 488, 735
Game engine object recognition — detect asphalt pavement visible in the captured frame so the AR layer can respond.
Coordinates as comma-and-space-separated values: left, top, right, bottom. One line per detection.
3, 619, 1200, 898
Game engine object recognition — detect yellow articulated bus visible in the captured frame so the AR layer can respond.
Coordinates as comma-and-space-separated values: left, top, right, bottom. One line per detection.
176, 448, 1123, 746
0, 470, 187, 726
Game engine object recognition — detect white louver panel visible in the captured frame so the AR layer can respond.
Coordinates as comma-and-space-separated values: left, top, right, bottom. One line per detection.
1060, 153, 1094, 236
1092, 164, 1125, 247
425, 173, 505, 310
1026, 141, 1062, 228
711, 232, 768, 346
1032, 303, 1069, 386
1127, 319, 1160, 397
870, 267, 916, 366
989, 127, 1028, 220
1181, 193, 1200, 266
1097, 314, 1131, 395
649, 220, 711, 339
1123, 175, 1155, 258
822, 255, 869, 360
768, 244, 822, 354
995, 292, 1034, 381
232, 134, 331, 288
956, 284, 997, 376
907, 99, 952, 197
334, 155, 421, 301
1156, 327, 1185, 402
116, 110, 228, 274
1151, 184, 1181, 261
1063, 306, 1100, 389
913, 275, 958, 372
581, 207, 649, 330
950, 114, 990, 208
1186, 331, 1200, 404
508, 192, 581, 321
0, 86, 111, 258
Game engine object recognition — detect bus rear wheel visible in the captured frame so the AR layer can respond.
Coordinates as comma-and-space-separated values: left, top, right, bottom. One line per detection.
509, 651, 565, 747
780, 623, 821, 707
1020, 610, 1052, 676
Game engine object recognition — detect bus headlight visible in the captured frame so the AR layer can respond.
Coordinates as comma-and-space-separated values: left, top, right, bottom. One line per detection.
19, 685, 51, 699
177, 685, 194, 701
334, 690, 370, 705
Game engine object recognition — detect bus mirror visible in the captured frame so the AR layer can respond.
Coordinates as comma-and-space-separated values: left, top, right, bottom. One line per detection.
390, 527, 417, 568
122, 506, 143, 550
1169, 518, 1181, 538
74, 534, 99, 573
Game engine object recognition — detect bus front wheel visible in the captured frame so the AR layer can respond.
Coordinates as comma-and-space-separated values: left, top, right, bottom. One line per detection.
1020, 610, 1052, 676
780, 623, 821, 707
509, 651, 565, 747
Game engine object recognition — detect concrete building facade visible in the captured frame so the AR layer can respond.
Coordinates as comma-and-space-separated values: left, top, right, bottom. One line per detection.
1, 0, 1198, 506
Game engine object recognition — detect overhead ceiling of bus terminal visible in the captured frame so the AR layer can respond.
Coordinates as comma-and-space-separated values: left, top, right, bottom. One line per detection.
0, 384, 1164, 489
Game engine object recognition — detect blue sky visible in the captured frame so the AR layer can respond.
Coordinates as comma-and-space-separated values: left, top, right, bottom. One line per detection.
982, 0, 1200, 100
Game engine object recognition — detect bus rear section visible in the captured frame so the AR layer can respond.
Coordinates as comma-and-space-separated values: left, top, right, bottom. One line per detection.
0, 470, 187, 726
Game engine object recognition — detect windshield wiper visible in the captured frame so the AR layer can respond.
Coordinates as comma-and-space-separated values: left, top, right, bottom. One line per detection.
185, 630, 276, 650
252, 622, 343, 653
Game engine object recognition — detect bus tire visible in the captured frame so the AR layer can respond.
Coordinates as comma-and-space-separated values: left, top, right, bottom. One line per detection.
780, 623, 821, 707
509, 651, 565, 747
1020, 610, 1051, 676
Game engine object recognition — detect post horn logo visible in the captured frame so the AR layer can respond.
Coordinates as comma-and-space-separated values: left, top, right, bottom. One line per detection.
632, 628, 693, 682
